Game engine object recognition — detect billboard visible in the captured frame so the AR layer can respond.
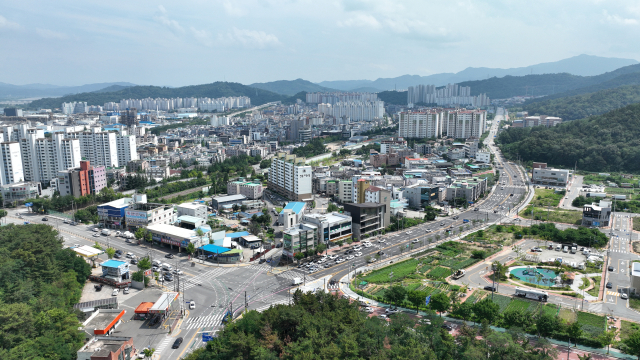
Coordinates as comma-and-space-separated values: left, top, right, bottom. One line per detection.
125, 210, 148, 224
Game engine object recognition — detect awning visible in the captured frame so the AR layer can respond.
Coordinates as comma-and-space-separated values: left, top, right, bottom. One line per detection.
135, 302, 154, 314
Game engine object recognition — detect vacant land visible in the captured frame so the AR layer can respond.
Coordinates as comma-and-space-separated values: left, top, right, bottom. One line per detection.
530, 188, 565, 207
520, 206, 583, 225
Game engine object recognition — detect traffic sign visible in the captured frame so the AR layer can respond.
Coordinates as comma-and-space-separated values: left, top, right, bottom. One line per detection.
202, 332, 214, 342
25, 202, 33, 207
425, 295, 431, 306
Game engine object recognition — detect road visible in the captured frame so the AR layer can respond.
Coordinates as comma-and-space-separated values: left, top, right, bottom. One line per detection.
562, 175, 584, 209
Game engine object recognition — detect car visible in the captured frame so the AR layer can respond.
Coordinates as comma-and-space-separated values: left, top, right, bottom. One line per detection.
347, 255, 355, 260
137, 351, 146, 359
123, 287, 129, 294
172, 337, 184, 349
94, 284, 103, 291
440, 223, 445, 226
259, 258, 266, 264
377, 251, 384, 256
126, 252, 135, 258
483, 286, 496, 292
385, 308, 399, 314
609, 266, 615, 271
93, 233, 100, 237
130, 259, 138, 265
378, 314, 388, 319
622, 293, 629, 300
189, 301, 195, 309
355, 252, 362, 257
114, 252, 122, 258
93, 228, 100, 232
364, 307, 374, 313
173, 269, 183, 275
42, 217, 48, 221
152, 266, 160, 272
325, 263, 332, 268
425, 229, 432, 233
353, 246, 361, 251
112, 288, 119, 296
474, 207, 479, 211
197, 255, 206, 260
165, 253, 174, 259
441, 324, 453, 331
411, 239, 419, 244
368, 258, 377, 263
606, 282, 613, 289
164, 274, 173, 281
378, 239, 386, 243
510, 194, 514, 197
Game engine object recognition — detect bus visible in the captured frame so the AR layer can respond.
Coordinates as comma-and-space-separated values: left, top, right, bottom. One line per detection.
514, 287, 548, 302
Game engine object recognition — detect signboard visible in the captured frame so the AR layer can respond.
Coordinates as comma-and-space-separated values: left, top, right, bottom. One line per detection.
425, 295, 431, 306
144, 269, 152, 276
593, 222, 600, 226
125, 210, 148, 225
24, 202, 33, 207
202, 333, 214, 342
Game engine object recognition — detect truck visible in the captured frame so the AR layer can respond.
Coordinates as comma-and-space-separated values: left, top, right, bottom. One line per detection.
452, 269, 466, 279
101, 229, 111, 236
612, 194, 627, 200
292, 277, 303, 286
515, 287, 548, 302
586, 192, 606, 198
570, 246, 577, 254
463, 219, 469, 223
122, 231, 134, 239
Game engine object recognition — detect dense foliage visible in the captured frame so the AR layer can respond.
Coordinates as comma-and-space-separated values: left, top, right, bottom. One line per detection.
27, 81, 286, 110
27, 187, 122, 215
523, 84, 640, 121
0, 224, 91, 359
528, 223, 608, 248
145, 178, 209, 200
377, 90, 408, 105
291, 138, 327, 158
185, 290, 559, 360
497, 103, 640, 172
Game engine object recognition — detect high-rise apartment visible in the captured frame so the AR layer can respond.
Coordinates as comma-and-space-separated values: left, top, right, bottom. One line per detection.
268, 153, 312, 201
398, 111, 442, 139
0, 142, 24, 185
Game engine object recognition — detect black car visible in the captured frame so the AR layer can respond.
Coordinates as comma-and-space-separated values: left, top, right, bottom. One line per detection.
608, 266, 615, 272
130, 259, 138, 265
606, 282, 613, 289
114, 253, 122, 258
484, 286, 496, 292
377, 251, 384, 256
172, 337, 184, 349
165, 254, 174, 259
94, 284, 103, 291
115, 249, 123, 254
441, 324, 453, 331
150, 316, 160, 326
259, 258, 266, 264
42, 217, 48, 221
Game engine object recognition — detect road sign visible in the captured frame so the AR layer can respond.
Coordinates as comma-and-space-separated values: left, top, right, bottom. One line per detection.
425, 295, 431, 306
24, 202, 33, 207
202, 332, 214, 342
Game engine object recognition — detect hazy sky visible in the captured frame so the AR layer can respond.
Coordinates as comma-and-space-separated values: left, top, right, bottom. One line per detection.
1, 0, 640, 86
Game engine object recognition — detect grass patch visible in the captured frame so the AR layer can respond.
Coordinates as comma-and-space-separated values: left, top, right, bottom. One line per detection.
519, 206, 582, 225
466, 293, 479, 304
620, 320, 640, 341
531, 188, 565, 207
630, 296, 640, 311
605, 187, 635, 195
587, 276, 601, 297
426, 266, 452, 280
559, 309, 576, 323
634, 218, 640, 232
542, 303, 558, 317
504, 298, 531, 313
577, 311, 605, 337
491, 294, 512, 313
362, 259, 418, 283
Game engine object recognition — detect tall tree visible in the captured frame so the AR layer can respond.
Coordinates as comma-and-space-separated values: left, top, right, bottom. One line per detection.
429, 292, 451, 317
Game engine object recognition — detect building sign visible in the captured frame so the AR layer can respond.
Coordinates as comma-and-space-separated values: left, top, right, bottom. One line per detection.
125, 210, 148, 225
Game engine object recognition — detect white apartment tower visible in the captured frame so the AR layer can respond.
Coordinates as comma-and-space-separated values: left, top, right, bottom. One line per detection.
0, 142, 24, 185
398, 111, 442, 139
66, 130, 119, 168
268, 153, 312, 202
116, 133, 138, 167
445, 110, 487, 139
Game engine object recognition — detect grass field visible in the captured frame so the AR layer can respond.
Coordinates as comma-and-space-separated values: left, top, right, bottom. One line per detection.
559, 309, 577, 323
491, 294, 512, 313
519, 206, 583, 225
577, 311, 605, 337
587, 276, 601, 297
531, 188, 565, 207
362, 259, 418, 283
621, 320, 640, 341
504, 299, 531, 313
542, 304, 558, 317
634, 218, 640, 232
630, 296, 640, 311
605, 187, 636, 195
426, 266, 452, 280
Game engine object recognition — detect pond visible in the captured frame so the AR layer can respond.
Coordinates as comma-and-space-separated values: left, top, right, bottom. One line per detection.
510, 267, 559, 287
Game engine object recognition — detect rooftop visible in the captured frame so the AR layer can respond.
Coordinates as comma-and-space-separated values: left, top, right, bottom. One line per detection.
226, 231, 250, 238
178, 215, 203, 224
282, 202, 305, 214
213, 194, 247, 202
199, 244, 230, 254
101, 260, 126, 268
177, 202, 206, 209
146, 223, 196, 239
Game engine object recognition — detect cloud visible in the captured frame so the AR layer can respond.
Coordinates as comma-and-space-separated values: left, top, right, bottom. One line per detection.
191, 27, 213, 47
337, 14, 381, 29
221, 0, 245, 16
154, 5, 185, 34
603, 10, 639, 25
217, 28, 281, 49
0, 15, 19, 29
36, 28, 68, 40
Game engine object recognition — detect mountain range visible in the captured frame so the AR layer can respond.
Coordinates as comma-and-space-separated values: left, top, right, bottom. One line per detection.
0, 82, 136, 100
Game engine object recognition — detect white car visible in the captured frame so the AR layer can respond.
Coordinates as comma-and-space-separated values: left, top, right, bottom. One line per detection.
189, 301, 196, 309
172, 269, 183, 275
355, 252, 362, 257
329, 255, 338, 260
353, 246, 361, 251
347, 255, 355, 260
126, 252, 135, 258
364, 307, 374, 313
378, 239, 386, 243
411, 239, 419, 244
93, 228, 100, 232
112, 289, 119, 296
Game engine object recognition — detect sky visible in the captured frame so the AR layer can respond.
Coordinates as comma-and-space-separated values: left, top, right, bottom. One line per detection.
1, 0, 640, 87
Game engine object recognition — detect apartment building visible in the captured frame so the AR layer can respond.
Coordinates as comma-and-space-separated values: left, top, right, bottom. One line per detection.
0, 142, 24, 185
476, 151, 491, 164
267, 153, 312, 201
398, 111, 441, 139
337, 180, 352, 203
302, 212, 352, 244
445, 110, 486, 139
116, 134, 138, 167
57, 161, 107, 197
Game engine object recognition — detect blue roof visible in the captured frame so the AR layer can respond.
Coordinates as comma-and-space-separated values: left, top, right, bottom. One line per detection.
102, 260, 126, 268
282, 202, 305, 215
199, 244, 230, 254
226, 231, 250, 239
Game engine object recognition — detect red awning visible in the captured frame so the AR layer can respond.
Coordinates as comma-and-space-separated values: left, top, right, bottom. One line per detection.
135, 302, 154, 314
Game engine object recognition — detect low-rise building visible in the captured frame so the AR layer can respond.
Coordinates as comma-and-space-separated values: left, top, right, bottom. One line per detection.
445, 177, 488, 204
146, 165, 170, 179
337, 180, 353, 203
125, 202, 176, 231
278, 201, 306, 228
177, 202, 208, 220
476, 151, 491, 164
0, 181, 42, 206
582, 200, 611, 227
77, 336, 135, 360
282, 223, 318, 259
147, 223, 205, 250
211, 194, 247, 210
302, 212, 352, 244
227, 180, 264, 199
343, 202, 388, 241
532, 167, 570, 186
403, 184, 440, 208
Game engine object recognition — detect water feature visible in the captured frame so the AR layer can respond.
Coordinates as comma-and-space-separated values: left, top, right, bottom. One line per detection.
510, 267, 559, 287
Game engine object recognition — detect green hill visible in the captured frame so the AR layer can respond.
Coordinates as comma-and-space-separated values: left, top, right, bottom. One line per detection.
457, 63, 640, 99
497, 103, 640, 172
377, 90, 407, 105
249, 78, 337, 96
27, 82, 286, 110
522, 84, 640, 121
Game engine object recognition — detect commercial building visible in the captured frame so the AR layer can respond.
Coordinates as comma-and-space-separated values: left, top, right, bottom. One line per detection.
211, 194, 247, 210
337, 180, 353, 203
532, 167, 570, 186
0, 181, 42, 206
279, 202, 306, 228
125, 202, 176, 230
100, 259, 130, 283
57, 161, 107, 197
476, 151, 491, 163
282, 223, 318, 259
227, 180, 264, 199
398, 111, 441, 139
77, 336, 135, 360
582, 200, 611, 228
176, 202, 208, 220
97, 196, 138, 229
79, 309, 126, 341
404, 185, 440, 208
268, 153, 312, 201
302, 212, 352, 244
147, 223, 204, 250
445, 177, 488, 204
343, 203, 388, 241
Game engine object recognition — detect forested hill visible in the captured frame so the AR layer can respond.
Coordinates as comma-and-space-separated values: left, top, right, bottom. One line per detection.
457, 62, 640, 99
522, 84, 640, 121
497, 103, 640, 172
27, 82, 286, 110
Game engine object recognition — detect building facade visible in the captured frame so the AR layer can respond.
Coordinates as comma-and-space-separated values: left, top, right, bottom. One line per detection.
302, 212, 352, 244
267, 153, 312, 201
343, 203, 388, 241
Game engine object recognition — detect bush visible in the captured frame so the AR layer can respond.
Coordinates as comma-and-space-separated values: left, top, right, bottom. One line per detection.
471, 250, 487, 259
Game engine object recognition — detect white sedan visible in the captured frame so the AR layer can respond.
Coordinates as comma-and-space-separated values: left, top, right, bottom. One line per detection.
112, 289, 119, 296
355, 252, 362, 257
347, 255, 355, 260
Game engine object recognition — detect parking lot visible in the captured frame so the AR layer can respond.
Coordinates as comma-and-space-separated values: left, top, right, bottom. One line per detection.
526, 243, 602, 268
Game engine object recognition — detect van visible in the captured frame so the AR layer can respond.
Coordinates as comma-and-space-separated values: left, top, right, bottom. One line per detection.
555, 245, 561, 251
578, 262, 586, 270
152, 260, 161, 267
162, 263, 173, 271
101, 229, 111, 236
563, 246, 568, 253
570, 262, 577, 269
292, 277, 302, 286
583, 249, 591, 256
570, 246, 577, 254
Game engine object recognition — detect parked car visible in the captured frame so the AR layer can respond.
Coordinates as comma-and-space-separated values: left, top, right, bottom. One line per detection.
112, 288, 119, 296
441, 324, 453, 331
483, 286, 496, 292
165, 254, 174, 259
123, 287, 129, 294
94, 284, 103, 291
622, 293, 629, 300
42, 217, 48, 221
608, 266, 615, 271
606, 282, 613, 289
172, 337, 183, 349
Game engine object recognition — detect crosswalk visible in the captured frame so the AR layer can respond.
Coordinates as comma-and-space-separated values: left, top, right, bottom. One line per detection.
610, 249, 628, 253
255, 299, 290, 312
183, 267, 235, 290
183, 312, 227, 330
277, 270, 313, 281
245, 264, 274, 272
155, 336, 173, 354
607, 291, 621, 297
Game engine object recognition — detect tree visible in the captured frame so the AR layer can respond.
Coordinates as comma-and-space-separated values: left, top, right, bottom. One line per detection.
336, 240, 344, 248
599, 328, 618, 354
135, 228, 146, 242
536, 313, 557, 339
567, 321, 582, 348
105, 247, 116, 259
364, 255, 371, 263
624, 329, 640, 359
137, 257, 152, 271
451, 301, 473, 321
294, 252, 304, 264
315, 243, 326, 255
429, 292, 450, 317
346, 238, 353, 246
384, 285, 407, 307
195, 228, 205, 238
186, 243, 196, 258
473, 298, 500, 324
407, 290, 426, 313
144, 230, 152, 243
142, 348, 155, 359
327, 203, 339, 212
0, 209, 7, 221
